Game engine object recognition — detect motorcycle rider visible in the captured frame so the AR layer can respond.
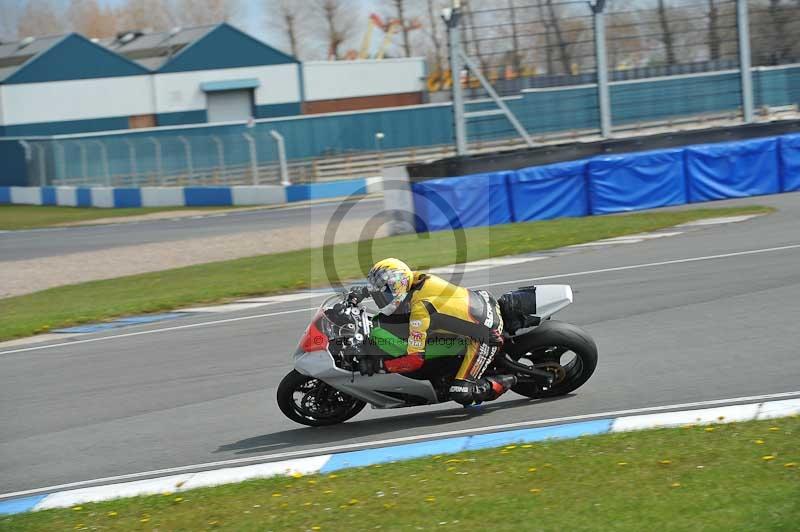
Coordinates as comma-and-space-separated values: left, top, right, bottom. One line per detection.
362, 258, 517, 406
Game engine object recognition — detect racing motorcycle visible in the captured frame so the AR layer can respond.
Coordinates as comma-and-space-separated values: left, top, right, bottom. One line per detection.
277, 285, 598, 426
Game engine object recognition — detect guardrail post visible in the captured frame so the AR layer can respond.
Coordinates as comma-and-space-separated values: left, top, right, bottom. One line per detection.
445, 2, 467, 156
243, 133, 259, 185
736, 0, 754, 123
269, 130, 290, 186
92, 140, 111, 186
592, 0, 612, 137
147, 137, 164, 185
124, 139, 138, 184
178, 136, 194, 183
211, 135, 225, 183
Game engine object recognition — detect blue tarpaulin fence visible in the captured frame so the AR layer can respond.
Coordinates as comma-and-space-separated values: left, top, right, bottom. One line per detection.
411, 133, 800, 232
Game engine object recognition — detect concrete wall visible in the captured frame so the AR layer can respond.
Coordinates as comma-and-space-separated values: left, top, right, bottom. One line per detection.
302, 59, 426, 101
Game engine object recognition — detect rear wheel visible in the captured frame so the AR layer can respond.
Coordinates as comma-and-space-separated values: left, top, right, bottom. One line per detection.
277, 370, 366, 426
506, 321, 598, 399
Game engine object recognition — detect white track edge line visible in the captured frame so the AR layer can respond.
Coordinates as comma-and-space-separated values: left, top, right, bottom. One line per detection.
3, 390, 798, 500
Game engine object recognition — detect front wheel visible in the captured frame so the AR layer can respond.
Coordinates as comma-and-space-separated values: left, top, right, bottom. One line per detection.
505, 321, 598, 399
277, 370, 366, 426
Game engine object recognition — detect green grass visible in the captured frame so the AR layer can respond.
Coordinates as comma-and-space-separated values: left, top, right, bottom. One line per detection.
0, 205, 239, 230
0, 205, 771, 342
3, 417, 798, 531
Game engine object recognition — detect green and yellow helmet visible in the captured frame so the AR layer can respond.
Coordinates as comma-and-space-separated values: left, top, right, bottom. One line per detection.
367, 258, 413, 315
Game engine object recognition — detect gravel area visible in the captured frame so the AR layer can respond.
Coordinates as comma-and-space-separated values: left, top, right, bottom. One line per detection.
1, 220, 387, 298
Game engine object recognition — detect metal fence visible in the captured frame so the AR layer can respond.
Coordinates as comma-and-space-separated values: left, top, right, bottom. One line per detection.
8, 0, 800, 187
448, 0, 800, 152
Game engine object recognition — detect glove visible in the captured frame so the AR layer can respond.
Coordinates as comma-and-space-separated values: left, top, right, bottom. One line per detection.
358, 355, 384, 376
345, 286, 370, 307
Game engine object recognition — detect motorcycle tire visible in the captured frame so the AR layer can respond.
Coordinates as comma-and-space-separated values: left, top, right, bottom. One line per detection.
506, 320, 598, 399
277, 370, 366, 427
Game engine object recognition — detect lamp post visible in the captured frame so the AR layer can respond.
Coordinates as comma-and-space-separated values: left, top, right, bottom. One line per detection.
375, 131, 385, 171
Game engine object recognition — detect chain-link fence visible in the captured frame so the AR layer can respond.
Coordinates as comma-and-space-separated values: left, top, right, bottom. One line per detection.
449, 0, 800, 151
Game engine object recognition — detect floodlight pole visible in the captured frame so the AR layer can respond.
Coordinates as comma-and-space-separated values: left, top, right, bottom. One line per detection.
445, 2, 467, 156
591, 0, 612, 138
736, 0, 754, 123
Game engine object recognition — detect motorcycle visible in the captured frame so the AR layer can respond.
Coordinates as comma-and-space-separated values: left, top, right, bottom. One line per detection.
277, 284, 598, 426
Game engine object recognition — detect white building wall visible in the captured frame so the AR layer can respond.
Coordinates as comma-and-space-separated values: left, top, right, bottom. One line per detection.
302, 58, 426, 101
153, 64, 301, 114
1, 75, 153, 125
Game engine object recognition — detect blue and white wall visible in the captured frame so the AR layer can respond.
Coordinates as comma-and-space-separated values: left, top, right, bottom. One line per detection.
0, 177, 383, 208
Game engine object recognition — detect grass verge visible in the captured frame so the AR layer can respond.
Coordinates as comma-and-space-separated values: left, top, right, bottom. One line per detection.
0, 205, 771, 342
3, 416, 798, 531
0, 205, 237, 230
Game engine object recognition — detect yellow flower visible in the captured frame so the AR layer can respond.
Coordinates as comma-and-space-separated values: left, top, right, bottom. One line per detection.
769, 427, 780, 432
291, 472, 304, 479
348, 498, 360, 505
659, 460, 672, 465
528, 467, 537, 472
162, 491, 173, 496
324, 490, 333, 494
308, 480, 317, 485
425, 496, 436, 503
754, 439, 765, 445
670, 482, 681, 488
312, 527, 322, 531
303, 502, 312, 507
762, 455, 775, 461
272, 493, 283, 497
174, 497, 183, 502
499, 450, 510, 454
445, 459, 461, 464
72, 506, 82, 511
784, 463, 797, 468
704, 427, 715, 432
447, 466, 456, 471
107, 511, 118, 517
504, 445, 517, 450
529, 488, 542, 494
521, 444, 533, 448
617, 462, 628, 466
328, 474, 338, 479
140, 518, 150, 523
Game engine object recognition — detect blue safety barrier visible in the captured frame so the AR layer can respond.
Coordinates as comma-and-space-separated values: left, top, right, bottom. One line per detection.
685, 137, 780, 202
0, 186, 10, 204
508, 160, 589, 221
588, 147, 687, 214
409, 132, 798, 232
411, 171, 513, 232
780, 133, 800, 192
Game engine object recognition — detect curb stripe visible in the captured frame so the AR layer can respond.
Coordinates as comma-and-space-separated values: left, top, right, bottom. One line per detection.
1, 397, 798, 515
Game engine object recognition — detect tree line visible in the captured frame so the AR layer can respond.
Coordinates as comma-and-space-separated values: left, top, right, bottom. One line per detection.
1, 0, 798, 72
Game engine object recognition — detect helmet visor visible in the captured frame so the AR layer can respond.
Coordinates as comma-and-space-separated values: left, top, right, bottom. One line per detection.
370, 285, 395, 311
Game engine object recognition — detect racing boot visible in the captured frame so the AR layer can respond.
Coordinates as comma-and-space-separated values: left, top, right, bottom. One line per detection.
474, 375, 517, 403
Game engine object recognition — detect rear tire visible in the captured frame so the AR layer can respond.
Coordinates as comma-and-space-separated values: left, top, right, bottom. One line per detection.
506, 321, 598, 399
277, 370, 366, 427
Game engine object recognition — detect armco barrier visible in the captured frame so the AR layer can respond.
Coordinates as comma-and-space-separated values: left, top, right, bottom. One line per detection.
685, 137, 780, 202
587, 147, 687, 214
411, 133, 799, 230
779, 133, 800, 192
507, 160, 589, 222
0, 177, 382, 209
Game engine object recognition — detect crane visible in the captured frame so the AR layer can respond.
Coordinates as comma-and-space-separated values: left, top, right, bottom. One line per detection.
355, 13, 421, 60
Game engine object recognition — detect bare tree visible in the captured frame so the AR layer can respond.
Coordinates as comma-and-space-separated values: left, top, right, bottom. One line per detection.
17, 0, 69, 37
545, 0, 572, 74
706, 0, 720, 61
172, 0, 239, 26
656, 0, 676, 64
313, 0, 357, 60
68, 0, 118, 38
115, 0, 175, 31
507, 0, 521, 74
389, 0, 412, 57
423, 0, 446, 72
267, 0, 305, 59
0, 0, 25, 40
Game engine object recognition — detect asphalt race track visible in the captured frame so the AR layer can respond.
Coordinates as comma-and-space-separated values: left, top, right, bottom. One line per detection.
1, 193, 799, 496
0, 198, 383, 261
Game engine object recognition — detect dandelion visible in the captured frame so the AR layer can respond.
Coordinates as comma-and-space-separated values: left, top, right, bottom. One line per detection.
704, 427, 715, 432
348, 498, 360, 505
528, 467, 537, 472
72, 506, 83, 511
754, 439, 765, 445
253, 504, 261, 508
107, 511, 118, 517
670, 483, 681, 488
425, 496, 436, 503
291, 472, 304, 479
272, 493, 283, 497
174, 497, 183, 502
140, 518, 150, 523
659, 460, 672, 465
328, 474, 339, 479
324, 490, 334, 494
784, 463, 797, 468
499, 450, 510, 454
762, 455, 775, 461
617, 462, 628, 466
303, 501, 313, 506
521, 444, 533, 448
312, 527, 322, 531
769, 427, 780, 432
504, 445, 517, 450
162, 491, 173, 496
308, 480, 317, 485
445, 459, 461, 464
529, 488, 542, 494
447, 466, 456, 471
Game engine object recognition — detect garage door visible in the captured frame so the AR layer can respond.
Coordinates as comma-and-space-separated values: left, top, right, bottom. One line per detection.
207, 90, 253, 123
